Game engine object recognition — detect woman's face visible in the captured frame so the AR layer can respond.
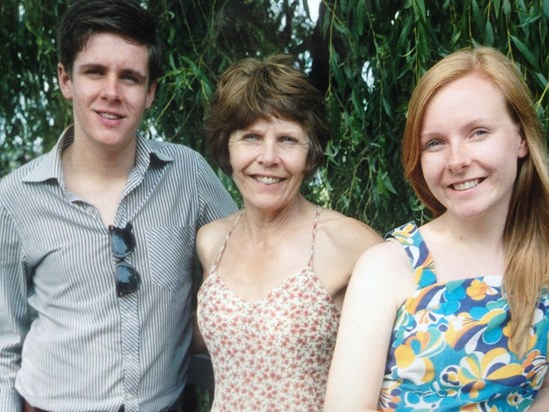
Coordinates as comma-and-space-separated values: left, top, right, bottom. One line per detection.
228, 116, 310, 213
419, 73, 528, 221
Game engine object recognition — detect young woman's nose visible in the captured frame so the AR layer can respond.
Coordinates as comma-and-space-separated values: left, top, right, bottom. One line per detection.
447, 142, 471, 172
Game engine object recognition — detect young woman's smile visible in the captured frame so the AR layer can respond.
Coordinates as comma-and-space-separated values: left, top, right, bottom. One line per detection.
420, 73, 528, 220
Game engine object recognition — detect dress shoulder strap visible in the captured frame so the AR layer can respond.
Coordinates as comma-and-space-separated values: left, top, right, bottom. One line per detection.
307, 206, 322, 268
211, 210, 245, 272
385, 221, 437, 288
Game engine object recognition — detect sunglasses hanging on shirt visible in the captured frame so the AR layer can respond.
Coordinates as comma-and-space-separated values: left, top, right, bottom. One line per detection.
108, 222, 141, 297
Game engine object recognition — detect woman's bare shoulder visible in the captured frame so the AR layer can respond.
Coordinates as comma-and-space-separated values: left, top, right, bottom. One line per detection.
351, 239, 416, 304
197, 211, 242, 269
198, 212, 240, 237
319, 208, 382, 250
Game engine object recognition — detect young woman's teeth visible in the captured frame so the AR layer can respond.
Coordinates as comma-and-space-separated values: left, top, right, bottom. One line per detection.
453, 179, 479, 191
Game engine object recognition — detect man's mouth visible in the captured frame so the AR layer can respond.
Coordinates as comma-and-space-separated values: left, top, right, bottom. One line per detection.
98, 111, 123, 120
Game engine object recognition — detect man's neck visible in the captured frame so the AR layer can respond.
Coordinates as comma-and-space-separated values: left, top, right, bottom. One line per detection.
60, 136, 138, 226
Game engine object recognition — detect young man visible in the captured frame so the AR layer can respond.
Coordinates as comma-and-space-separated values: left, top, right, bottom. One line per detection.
0, 1, 235, 411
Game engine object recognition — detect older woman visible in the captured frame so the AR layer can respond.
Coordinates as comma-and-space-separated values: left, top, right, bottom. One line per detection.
196, 54, 382, 411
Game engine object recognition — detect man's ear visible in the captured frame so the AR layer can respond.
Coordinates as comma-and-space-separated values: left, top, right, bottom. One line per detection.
145, 80, 157, 109
58, 63, 73, 100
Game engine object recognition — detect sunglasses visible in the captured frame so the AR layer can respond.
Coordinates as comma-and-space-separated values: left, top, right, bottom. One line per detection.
108, 222, 141, 297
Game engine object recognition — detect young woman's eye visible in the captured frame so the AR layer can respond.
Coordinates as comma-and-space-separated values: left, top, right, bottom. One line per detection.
424, 139, 443, 150
472, 129, 488, 137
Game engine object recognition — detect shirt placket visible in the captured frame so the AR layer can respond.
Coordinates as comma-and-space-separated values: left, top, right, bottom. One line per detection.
115, 180, 142, 412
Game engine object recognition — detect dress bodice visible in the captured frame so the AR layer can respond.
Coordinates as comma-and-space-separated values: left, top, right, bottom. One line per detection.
197, 208, 340, 411
380, 222, 549, 411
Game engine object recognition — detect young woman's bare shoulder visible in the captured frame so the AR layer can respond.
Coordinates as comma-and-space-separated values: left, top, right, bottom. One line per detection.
351, 239, 416, 305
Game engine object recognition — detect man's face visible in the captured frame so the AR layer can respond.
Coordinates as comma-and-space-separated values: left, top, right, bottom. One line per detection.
58, 32, 156, 152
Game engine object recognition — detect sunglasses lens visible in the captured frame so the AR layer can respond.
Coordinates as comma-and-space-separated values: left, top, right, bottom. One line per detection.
111, 227, 136, 258
116, 262, 141, 297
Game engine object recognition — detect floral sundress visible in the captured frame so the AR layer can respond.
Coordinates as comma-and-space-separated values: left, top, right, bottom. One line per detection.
197, 208, 340, 411
380, 222, 549, 411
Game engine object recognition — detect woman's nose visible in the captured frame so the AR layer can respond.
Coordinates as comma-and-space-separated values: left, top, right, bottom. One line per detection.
258, 140, 278, 164
447, 142, 471, 172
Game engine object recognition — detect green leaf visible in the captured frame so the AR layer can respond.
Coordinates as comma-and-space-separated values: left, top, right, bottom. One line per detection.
493, 0, 501, 19
511, 35, 540, 71
484, 20, 494, 46
471, 0, 483, 31
451, 29, 462, 46
503, 0, 512, 16
356, 1, 366, 36
533, 72, 548, 91
413, 0, 427, 22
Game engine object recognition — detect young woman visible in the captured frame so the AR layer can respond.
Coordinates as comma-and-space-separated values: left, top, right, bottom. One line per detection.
196, 55, 381, 411
325, 47, 549, 411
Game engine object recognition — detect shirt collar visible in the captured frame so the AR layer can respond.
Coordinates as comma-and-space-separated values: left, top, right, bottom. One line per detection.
22, 125, 173, 184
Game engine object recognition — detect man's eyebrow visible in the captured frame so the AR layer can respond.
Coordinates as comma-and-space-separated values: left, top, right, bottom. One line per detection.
78, 63, 147, 82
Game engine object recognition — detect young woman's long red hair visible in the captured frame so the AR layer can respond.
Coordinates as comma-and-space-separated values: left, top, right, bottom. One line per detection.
402, 47, 549, 356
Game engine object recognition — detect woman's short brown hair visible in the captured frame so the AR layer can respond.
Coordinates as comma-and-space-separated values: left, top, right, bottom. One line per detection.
203, 54, 330, 179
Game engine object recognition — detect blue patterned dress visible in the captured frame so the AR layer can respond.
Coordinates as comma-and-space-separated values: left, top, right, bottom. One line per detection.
379, 222, 549, 411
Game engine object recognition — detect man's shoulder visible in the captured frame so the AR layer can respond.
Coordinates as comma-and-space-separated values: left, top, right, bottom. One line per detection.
148, 139, 202, 161
146, 140, 219, 181
0, 155, 47, 195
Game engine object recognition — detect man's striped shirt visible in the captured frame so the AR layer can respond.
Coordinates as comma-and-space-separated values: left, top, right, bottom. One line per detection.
0, 127, 236, 412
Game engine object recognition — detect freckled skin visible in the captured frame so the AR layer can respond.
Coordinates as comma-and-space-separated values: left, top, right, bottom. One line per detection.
420, 73, 527, 221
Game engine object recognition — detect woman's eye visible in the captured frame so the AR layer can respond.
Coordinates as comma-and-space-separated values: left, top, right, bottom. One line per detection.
122, 74, 138, 83
280, 136, 298, 143
472, 129, 488, 137
424, 139, 443, 150
242, 134, 259, 141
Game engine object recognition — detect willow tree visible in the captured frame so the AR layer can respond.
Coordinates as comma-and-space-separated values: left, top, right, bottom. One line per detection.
2, 0, 547, 233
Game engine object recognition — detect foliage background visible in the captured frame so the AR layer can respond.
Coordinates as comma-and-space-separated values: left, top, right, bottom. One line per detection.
0, 1, 547, 410
1, 0, 548, 232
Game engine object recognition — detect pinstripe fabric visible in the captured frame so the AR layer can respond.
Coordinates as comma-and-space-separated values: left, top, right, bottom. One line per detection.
0, 126, 236, 412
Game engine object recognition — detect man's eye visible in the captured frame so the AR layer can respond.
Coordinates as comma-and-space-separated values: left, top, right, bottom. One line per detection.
86, 69, 102, 76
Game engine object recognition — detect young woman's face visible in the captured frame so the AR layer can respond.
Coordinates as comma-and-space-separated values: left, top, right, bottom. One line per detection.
228, 116, 310, 213
419, 73, 528, 221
